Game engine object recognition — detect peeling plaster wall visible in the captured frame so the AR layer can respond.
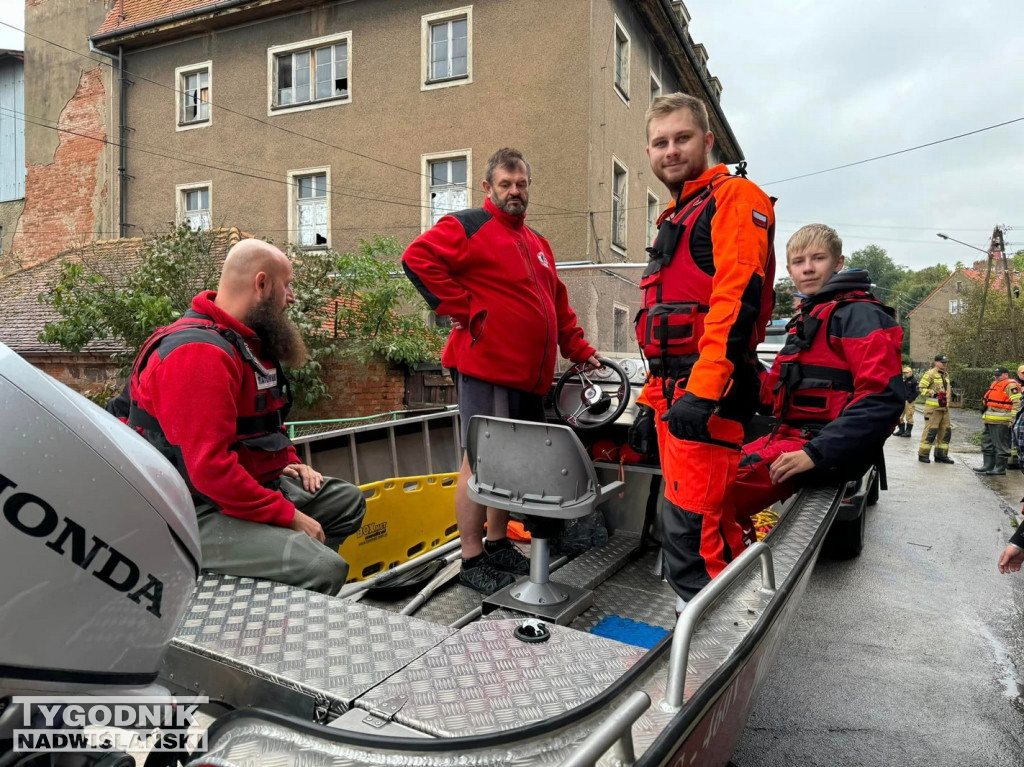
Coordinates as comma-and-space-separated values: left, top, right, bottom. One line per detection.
11, 0, 119, 271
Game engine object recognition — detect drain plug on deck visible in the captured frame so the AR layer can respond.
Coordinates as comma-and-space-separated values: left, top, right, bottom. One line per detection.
514, 619, 550, 643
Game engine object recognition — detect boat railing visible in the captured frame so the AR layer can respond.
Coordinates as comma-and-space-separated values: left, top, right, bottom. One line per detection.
663, 541, 777, 710
561, 690, 652, 767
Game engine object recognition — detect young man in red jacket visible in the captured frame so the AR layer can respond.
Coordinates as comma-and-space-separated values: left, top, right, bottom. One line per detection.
730, 224, 903, 539
403, 147, 599, 595
123, 239, 365, 595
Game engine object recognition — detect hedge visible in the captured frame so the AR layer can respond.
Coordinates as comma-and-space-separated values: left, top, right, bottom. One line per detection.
950, 366, 1020, 411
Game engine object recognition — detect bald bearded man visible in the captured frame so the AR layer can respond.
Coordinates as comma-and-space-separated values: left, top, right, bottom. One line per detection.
114, 238, 365, 594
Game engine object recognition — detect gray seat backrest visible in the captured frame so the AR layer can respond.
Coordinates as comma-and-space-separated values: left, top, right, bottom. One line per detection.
466, 416, 623, 520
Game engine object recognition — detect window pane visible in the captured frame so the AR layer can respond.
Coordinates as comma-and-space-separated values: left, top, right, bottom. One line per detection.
277, 56, 292, 105
452, 19, 467, 39
313, 173, 326, 198
451, 158, 466, 185
315, 46, 332, 100
451, 56, 467, 77
430, 160, 448, 186
294, 51, 310, 103
334, 43, 348, 96
298, 177, 313, 199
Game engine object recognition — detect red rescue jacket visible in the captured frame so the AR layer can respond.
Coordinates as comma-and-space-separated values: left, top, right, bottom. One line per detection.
128, 292, 300, 526
402, 197, 595, 394
764, 271, 904, 470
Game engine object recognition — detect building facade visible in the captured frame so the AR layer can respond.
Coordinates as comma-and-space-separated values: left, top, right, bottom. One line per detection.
5, 0, 121, 275
0, 50, 25, 257
84, 0, 741, 352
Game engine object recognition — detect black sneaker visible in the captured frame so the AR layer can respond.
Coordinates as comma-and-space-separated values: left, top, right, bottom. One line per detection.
485, 541, 531, 575
460, 560, 517, 595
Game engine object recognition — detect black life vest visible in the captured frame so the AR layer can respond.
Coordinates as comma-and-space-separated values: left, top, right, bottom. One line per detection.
766, 291, 888, 426
112, 310, 292, 499
635, 173, 776, 364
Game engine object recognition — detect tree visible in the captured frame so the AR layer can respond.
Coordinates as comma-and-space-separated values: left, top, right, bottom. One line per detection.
773, 277, 797, 318
845, 244, 909, 294
941, 281, 1019, 366
39, 226, 446, 409
1012, 249, 1024, 274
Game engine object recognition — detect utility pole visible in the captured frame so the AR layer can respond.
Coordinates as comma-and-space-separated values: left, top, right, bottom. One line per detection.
995, 225, 1019, 359
972, 233, 995, 366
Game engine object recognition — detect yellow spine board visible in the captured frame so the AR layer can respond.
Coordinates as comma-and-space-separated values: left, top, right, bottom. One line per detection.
338, 473, 459, 582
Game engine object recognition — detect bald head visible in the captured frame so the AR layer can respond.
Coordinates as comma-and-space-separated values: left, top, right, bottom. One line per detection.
214, 239, 294, 323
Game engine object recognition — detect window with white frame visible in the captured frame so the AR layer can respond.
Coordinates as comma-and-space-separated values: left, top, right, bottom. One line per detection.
427, 155, 469, 227
613, 305, 629, 352
422, 7, 473, 90
176, 62, 211, 129
288, 169, 330, 248
650, 71, 661, 105
176, 183, 211, 230
269, 33, 350, 114
613, 18, 630, 100
611, 160, 628, 251
949, 298, 966, 315
646, 190, 659, 248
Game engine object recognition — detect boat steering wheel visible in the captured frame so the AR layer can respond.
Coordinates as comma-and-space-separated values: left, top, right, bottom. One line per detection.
552, 358, 631, 431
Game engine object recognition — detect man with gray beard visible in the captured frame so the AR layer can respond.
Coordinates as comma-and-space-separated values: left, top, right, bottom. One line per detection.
116, 238, 365, 595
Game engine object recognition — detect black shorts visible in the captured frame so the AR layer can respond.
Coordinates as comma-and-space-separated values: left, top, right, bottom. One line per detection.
457, 372, 545, 449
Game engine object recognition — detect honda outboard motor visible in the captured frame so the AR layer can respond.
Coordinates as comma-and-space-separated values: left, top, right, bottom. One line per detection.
0, 343, 200, 699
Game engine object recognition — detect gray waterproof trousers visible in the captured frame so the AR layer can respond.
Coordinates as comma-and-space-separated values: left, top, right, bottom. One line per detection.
195, 475, 366, 595
981, 422, 1012, 461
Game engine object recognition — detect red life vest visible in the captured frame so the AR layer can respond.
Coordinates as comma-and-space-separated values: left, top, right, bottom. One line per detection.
765, 291, 885, 426
635, 174, 775, 363
124, 311, 292, 499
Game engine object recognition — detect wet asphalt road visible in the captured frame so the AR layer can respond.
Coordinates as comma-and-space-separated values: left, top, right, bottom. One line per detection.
733, 407, 1024, 766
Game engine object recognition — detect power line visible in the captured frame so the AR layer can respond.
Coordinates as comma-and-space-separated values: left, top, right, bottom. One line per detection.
5, 107, 487, 217
0, 20, 585, 216
0, 105, 441, 210
762, 116, 1024, 186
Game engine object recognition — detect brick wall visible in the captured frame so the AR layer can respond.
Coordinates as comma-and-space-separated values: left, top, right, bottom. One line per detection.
27, 353, 121, 400
9, 67, 107, 273
293, 355, 407, 422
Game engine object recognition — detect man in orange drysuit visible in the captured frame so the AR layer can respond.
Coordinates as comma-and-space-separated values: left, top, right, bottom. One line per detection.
633, 93, 776, 613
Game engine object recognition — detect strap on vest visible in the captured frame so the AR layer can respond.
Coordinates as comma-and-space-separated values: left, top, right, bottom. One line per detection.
128, 404, 285, 437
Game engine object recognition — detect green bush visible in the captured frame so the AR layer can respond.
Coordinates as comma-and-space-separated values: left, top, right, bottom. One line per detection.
951, 365, 1020, 411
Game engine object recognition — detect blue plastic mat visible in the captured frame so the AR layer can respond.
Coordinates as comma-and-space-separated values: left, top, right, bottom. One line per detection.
590, 615, 669, 649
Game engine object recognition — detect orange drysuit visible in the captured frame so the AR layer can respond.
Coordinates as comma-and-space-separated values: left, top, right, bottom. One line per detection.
636, 164, 776, 601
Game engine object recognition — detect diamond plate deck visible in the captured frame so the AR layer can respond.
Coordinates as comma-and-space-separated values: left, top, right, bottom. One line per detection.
165, 574, 453, 721
192, 485, 843, 766
354, 619, 648, 737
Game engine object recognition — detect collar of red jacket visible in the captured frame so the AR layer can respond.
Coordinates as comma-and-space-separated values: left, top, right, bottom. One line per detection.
663, 163, 730, 212
192, 290, 259, 341
483, 195, 527, 230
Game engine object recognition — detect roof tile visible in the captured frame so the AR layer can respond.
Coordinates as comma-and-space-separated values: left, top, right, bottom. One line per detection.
96, 1, 227, 37
0, 229, 240, 354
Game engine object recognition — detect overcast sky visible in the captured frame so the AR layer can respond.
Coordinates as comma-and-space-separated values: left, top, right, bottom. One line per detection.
2, 2, 1021, 275
689, 0, 1024, 274
0, 3, 21, 51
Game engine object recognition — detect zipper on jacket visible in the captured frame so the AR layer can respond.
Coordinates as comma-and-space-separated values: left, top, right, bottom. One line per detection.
519, 235, 552, 393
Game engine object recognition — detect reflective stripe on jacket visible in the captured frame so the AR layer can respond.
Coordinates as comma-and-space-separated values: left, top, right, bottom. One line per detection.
982, 378, 1022, 423
919, 367, 950, 407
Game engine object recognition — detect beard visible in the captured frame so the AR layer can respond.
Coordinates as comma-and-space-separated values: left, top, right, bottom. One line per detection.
245, 296, 308, 368
492, 191, 528, 217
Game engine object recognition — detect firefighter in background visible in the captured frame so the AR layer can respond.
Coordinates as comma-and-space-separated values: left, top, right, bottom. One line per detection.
973, 367, 1022, 476
896, 366, 919, 437
918, 354, 954, 464
632, 93, 775, 615
1008, 364, 1024, 470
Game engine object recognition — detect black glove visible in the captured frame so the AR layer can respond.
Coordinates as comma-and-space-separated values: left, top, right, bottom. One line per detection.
628, 404, 658, 457
661, 391, 717, 441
